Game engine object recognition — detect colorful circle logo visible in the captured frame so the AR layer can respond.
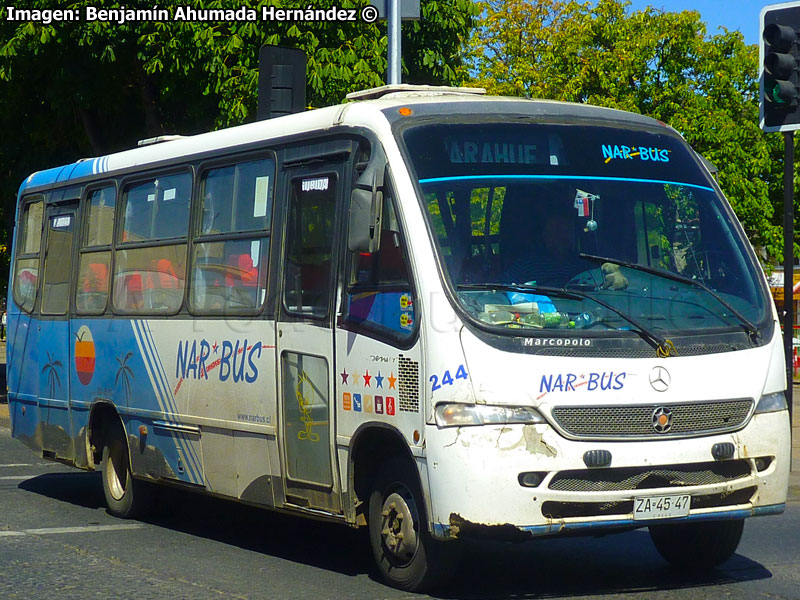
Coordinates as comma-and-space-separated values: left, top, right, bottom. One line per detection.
75, 325, 96, 385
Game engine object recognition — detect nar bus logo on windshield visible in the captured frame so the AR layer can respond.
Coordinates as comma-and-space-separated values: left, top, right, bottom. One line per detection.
602, 144, 671, 164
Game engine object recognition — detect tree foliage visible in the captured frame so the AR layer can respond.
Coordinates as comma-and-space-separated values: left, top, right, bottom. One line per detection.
0, 0, 478, 281
465, 0, 788, 265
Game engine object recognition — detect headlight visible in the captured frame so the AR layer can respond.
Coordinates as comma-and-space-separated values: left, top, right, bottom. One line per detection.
434, 403, 546, 427
755, 391, 788, 414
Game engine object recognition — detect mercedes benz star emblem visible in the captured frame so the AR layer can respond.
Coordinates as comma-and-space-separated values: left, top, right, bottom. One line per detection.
652, 406, 673, 433
649, 366, 671, 392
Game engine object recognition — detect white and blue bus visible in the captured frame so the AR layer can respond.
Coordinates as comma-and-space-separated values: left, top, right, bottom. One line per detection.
7, 85, 790, 591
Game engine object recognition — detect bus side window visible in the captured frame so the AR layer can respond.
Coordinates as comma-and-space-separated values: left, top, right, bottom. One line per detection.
345, 195, 416, 342
113, 173, 191, 314
13, 198, 44, 313
190, 157, 273, 314
76, 186, 115, 314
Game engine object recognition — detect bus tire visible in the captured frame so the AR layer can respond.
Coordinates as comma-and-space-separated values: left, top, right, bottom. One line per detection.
649, 518, 744, 569
101, 431, 154, 519
368, 457, 460, 591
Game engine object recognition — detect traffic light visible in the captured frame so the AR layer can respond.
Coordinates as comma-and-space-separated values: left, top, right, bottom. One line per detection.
761, 2, 800, 132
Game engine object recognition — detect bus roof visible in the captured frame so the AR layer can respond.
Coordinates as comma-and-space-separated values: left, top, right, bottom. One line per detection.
18, 88, 670, 196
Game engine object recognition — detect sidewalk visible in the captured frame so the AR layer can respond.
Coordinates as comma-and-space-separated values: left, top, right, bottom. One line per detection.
0, 351, 798, 499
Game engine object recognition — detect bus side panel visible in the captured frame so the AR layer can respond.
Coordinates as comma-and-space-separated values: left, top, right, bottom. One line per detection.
147, 319, 278, 500
37, 320, 74, 460
69, 318, 204, 486
7, 307, 42, 453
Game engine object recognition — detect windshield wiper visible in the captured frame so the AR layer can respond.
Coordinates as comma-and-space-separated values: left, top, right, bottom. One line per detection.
457, 282, 674, 354
578, 253, 760, 339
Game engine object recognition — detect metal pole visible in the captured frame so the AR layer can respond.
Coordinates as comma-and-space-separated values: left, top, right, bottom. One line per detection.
783, 130, 794, 429
387, 0, 401, 84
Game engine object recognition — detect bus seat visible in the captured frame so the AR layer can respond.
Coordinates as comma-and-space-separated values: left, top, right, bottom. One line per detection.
225, 253, 258, 288
151, 258, 180, 289
83, 262, 109, 292
123, 273, 144, 309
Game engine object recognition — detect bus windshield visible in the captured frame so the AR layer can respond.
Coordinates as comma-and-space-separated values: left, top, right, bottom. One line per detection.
401, 121, 769, 338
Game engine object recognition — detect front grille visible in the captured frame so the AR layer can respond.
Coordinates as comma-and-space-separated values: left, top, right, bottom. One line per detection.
549, 460, 752, 492
541, 487, 756, 519
550, 399, 753, 439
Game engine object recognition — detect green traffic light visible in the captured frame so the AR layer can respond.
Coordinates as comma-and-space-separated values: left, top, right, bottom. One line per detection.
771, 80, 798, 104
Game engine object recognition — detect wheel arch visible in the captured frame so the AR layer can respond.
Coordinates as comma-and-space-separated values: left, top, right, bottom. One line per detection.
87, 400, 127, 470
347, 422, 425, 526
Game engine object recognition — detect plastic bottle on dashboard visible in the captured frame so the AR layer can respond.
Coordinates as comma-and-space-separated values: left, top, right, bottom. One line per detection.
540, 312, 570, 327
572, 311, 597, 328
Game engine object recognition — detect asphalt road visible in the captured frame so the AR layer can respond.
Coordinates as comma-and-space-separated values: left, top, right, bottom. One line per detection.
1, 424, 799, 600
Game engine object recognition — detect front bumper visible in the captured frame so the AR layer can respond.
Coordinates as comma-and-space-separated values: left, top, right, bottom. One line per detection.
424, 410, 790, 540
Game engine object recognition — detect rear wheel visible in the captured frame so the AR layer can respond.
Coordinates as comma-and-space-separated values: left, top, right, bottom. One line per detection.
101, 431, 154, 519
649, 519, 744, 569
368, 458, 460, 591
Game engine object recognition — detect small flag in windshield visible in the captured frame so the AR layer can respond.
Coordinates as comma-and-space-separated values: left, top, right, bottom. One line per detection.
574, 189, 595, 217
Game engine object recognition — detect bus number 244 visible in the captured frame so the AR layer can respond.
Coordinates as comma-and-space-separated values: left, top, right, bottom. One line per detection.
430, 365, 468, 392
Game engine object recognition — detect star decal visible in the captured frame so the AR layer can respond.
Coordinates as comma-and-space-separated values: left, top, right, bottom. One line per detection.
375, 371, 384, 388
352, 371, 361, 386
212, 341, 219, 354
340, 368, 349, 385
387, 372, 397, 389
363, 370, 372, 387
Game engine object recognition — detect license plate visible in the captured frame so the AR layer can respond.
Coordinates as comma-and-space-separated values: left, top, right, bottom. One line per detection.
633, 494, 690, 520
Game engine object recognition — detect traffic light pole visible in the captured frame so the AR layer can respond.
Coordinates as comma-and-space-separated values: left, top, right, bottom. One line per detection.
784, 130, 795, 427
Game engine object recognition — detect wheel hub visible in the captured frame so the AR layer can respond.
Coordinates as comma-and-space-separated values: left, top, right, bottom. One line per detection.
105, 447, 126, 501
380, 491, 419, 561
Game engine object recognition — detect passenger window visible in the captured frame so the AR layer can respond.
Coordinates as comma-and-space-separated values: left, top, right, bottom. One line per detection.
114, 173, 191, 314
77, 186, 116, 314
86, 186, 116, 246
121, 173, 191, 242
345, 196, 415, 341
20, 200, 44, 254
14, 199, 44, 312
190, 157, 273, 314
191, 239, 267, 312
200, 158, 273, 234
113, 246, 187, 313
77, 252, 111, 313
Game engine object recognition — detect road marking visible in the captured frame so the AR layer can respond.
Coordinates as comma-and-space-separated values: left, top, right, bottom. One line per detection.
0, 524, 143, 537
0, 475, 36, 481
0, 463, 58, 468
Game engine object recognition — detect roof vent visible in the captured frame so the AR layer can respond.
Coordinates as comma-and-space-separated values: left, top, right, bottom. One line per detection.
137, 135, 185, 147
346, 84, 486, 101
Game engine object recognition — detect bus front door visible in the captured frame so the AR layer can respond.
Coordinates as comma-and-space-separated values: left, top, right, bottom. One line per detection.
38, 200, 79, 460
276, 164, 346, 513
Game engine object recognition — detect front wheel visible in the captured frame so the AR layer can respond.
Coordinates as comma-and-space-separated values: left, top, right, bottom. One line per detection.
649, 519, 744, 569
368, 458, 460, 592
101, 432, 155, 519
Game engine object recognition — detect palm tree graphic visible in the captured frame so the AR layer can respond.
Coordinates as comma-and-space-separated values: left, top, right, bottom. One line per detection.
41, 353, 63, 398
115, 351, 135, 404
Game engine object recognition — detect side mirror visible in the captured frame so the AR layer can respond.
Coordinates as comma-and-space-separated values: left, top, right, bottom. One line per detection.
348, 146, 386, 253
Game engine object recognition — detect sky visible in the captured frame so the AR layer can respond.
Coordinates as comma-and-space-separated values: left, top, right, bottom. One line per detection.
625, 0, 765, 45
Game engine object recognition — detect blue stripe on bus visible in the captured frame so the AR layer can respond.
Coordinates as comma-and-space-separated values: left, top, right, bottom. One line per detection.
136, 319, 204, 485
137, 321, 172, 412
418, 174, 715, 192
133, 320, 202, 486
17, 155, 110, 195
